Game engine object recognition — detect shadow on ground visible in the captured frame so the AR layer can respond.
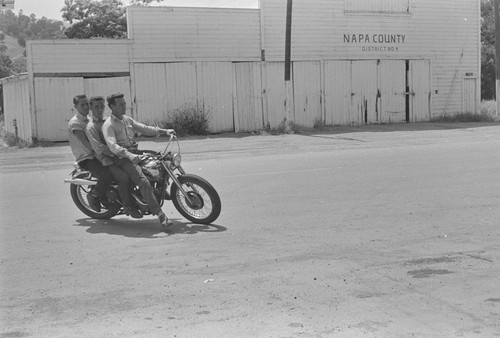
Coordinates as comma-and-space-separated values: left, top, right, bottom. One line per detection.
74, 217, 227, 238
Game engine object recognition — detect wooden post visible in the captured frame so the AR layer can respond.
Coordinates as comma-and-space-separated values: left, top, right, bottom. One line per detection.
495, 0, 500, 115
284, 0, 293, 132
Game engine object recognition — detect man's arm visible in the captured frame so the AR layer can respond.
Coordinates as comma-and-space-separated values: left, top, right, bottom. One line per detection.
129, 118, 161, 137
103, 122, 141, 164
73, 129, 93, 149
86, 125, 115, 158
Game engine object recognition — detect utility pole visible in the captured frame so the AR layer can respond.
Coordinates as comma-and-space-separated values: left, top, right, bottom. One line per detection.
284, 0, 293, 132
495, 0, 500, 115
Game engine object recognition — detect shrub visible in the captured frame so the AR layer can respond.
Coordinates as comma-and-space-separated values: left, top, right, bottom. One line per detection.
260, 118, 298, 135
167, 103, 210, 136
140, 103, 211, 137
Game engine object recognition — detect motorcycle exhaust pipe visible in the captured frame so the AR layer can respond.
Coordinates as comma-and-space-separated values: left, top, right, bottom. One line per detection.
64, 178, 97, 186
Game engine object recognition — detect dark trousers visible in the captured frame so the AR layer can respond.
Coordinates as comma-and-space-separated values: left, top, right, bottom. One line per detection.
79, 158, 113, 201
107, 165, 135, 209
114, 157, 161, 215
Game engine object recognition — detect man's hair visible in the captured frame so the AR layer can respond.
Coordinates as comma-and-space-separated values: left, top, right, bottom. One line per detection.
106, 93, 124, 107
73, 94, 87, 105
90, 96, 105, 105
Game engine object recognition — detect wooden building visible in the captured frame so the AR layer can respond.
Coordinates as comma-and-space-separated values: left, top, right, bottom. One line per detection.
1, 0, 480, 142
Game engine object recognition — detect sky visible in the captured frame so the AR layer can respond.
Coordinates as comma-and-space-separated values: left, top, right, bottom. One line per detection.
13, 0, 259, 21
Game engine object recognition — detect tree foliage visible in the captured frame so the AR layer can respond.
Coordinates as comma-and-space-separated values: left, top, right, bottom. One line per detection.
62, 0, 128, 38
481, 0, 495, 100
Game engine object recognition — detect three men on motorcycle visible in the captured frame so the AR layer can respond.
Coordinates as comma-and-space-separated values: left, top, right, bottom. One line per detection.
68, 93, 175, 229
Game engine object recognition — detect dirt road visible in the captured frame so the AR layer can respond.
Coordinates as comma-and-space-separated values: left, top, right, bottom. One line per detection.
1, 123, 500, 337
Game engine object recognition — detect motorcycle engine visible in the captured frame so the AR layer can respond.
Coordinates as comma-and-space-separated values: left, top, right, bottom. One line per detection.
141, 158, 163, 181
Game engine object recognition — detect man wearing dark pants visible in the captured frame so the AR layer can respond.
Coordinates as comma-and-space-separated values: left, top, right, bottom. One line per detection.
85, 96, 142, 219
68, 94, 112, 212
102, 93, 175, 229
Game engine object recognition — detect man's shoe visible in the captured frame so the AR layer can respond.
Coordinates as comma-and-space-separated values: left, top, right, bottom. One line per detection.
87, 192, 101, 212
158, 211, 173, 229
124, 207, 143, 219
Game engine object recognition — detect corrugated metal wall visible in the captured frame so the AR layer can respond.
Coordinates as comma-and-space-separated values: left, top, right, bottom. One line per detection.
2, 75, 31, 141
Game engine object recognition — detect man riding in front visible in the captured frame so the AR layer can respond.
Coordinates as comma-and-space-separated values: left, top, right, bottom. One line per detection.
102, 93, 175, 229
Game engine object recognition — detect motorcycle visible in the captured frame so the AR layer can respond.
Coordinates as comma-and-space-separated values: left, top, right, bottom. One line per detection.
64, 134, 221, 225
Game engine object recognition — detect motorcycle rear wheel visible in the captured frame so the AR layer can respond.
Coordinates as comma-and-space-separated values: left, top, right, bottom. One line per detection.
171, 174, 221, 224
70, 182, 120, 220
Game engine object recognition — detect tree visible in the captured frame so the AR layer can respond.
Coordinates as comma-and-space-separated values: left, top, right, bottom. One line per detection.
0, 53, 14, 78
62, 0, 128, 38
481, 0, 495, 100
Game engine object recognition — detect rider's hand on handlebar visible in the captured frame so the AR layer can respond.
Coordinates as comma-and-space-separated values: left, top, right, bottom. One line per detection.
130, 154, 144, 165
160, 128, 175, 136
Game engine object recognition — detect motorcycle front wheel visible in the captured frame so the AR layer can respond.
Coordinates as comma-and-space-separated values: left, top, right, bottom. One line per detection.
70, 181, 120, 220
171, 174, 221, 224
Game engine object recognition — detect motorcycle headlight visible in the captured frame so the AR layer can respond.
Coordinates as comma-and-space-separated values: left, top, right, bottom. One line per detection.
172, 153, 181, 167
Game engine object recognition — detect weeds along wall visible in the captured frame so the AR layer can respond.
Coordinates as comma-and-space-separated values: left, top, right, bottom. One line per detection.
13, 0, 480, 142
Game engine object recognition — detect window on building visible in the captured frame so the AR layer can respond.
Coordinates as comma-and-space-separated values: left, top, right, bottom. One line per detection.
345, 0, 410, 14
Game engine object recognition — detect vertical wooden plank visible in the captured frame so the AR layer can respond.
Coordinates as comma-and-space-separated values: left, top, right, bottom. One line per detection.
199, 62, 234, 133
3, 76, 31, 141
234, 62, 264, 132
165, 62, 198, 113
133, 63, 167, 122
410, 60, 431, 122
84, 77, 132, 118
462, 77, 477, 113
34, 77, 84, 141
351, 60, 378, 125
293, 61, 322, 127
324, 60, 351, 125
379, 60, 406, 123
265, 61, 288, 128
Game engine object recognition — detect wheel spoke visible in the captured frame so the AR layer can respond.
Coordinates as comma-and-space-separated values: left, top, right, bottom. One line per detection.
176, 183, 213, 219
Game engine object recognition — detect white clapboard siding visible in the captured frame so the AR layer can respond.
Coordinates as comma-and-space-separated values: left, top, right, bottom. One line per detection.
1, 75, 32, 141
233, 62, 264, 132
127, 7, 261, 62
293, 61, 322, 127
262, 0, 480, 116
84, 77, 132, 118
345, 0, 409, 13
27, 40, 130, 74
34, 77, 84, 141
